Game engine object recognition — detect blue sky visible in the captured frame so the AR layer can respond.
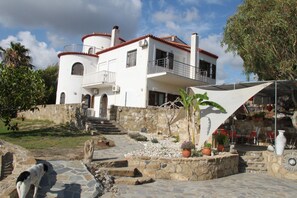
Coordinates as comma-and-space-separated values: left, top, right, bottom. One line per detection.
0, 0, 247, 84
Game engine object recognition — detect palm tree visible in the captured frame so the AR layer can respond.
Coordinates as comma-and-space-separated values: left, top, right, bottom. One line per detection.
0, 42, 33, 68
178, 89, 226, 144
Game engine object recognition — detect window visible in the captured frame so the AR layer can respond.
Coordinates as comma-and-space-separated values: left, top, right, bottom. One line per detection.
88, 47, 94, 54
126, 49, 137, 67
60, 92, 65, 104
167, 93, 182, 107
199, 60, 211, 77
155, 49, 174, 69
211, 64, 216, 79
148, 91, 165, 106
71, 62, 84, 75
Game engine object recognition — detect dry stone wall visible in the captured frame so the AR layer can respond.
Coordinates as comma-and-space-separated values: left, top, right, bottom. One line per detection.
18, 104, 81, 124
126, 154, 239, 181
263, 151, 297, 180
19, 105, 194, 141
112, 106, 189, 140
0, 140, 36, 198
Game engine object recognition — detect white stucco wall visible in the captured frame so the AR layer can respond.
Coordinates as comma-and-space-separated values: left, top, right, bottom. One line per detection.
56, 54, 98, 104
83, 35, 111, 52
94, 39, 149, 109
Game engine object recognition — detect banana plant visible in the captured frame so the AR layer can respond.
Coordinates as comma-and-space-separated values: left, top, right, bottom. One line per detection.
178, 89, 226, 144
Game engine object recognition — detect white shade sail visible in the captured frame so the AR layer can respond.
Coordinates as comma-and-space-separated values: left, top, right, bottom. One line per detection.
190, 82, 273, 149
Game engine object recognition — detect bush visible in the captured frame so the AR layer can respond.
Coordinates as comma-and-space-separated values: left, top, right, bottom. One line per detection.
181, 140, 195, 150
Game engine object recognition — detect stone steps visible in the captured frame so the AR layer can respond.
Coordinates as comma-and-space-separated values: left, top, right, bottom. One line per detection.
92, 159, 128, 168
90, 159, 154, 185
238, 150, 267, 174
86, 118, 127, 135
246, 161, 266, 168
245, 166, 267, 173
115, 176, 154, 185
99, 167, 142, 177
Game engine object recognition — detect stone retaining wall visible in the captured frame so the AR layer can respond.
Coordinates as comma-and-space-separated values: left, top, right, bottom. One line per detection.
126, 154, 239, 181
19, 105, 191, 141
263, 151, 297, 180
18, 104, 81, 124
0, 140, 36, 198
112, 106, 189, 140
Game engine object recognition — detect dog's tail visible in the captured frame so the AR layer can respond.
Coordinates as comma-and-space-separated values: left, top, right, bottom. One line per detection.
16, 181, 22, 198
16, 171, 30, 198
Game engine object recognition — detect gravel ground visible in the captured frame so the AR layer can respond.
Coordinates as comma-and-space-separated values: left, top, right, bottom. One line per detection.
124, 132, 184, 158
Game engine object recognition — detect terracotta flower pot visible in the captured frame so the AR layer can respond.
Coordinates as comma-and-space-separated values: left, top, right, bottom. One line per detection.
217, 144, 224, 152
182, 149, 191, 158
202, 147, 211, 156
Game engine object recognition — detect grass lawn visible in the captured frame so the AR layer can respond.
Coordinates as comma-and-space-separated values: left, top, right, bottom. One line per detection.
0, 118, 91, 150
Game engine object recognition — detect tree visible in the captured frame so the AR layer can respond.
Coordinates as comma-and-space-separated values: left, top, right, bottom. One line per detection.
0, 42, 34, 68
178, 89, 226, 144
0, 64, 45, 129
222, 0, 297, 80
38, 64, 59, 104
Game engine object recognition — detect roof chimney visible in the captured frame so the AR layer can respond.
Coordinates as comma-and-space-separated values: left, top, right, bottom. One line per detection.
190, 33, 199, 67
111, 25, 119, 47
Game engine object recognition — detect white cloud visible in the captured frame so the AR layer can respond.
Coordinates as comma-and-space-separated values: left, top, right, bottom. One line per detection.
179, 0, 227, 5
0, 0, 142, 40
0, 31, 59, 69
153, 8, 177, 23
184, 7, 199, 22
199, 34, 245, 84
46, 32, 67, 48
151, 6, 209, 42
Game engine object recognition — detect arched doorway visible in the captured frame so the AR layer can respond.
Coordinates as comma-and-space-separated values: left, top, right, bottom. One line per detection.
100, 94, 108, 118
81, 94, 91, 108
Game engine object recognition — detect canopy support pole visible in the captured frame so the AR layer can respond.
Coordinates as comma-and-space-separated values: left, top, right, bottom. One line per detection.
274, 81, 277, 146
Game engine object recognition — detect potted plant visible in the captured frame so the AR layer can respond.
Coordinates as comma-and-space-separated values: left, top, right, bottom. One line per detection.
180, 140, 195, 158
215, 133, 228, 152
201, 142, 212, 156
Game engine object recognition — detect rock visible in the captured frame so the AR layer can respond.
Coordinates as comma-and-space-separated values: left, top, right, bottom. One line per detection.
83, 139, 94, 164
267, 145, 275, 152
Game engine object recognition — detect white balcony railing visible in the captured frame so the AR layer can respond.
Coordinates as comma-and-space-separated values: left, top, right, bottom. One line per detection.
63, 44, 102, 54
82, 70, 116, 87
148, 58, 216, 84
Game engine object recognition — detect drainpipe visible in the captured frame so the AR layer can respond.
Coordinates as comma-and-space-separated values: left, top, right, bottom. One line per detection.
190, 33, 199, 79
110, 25, 119, 47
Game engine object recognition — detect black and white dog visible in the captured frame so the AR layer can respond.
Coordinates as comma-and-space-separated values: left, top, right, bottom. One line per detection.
16, 163, 48, 198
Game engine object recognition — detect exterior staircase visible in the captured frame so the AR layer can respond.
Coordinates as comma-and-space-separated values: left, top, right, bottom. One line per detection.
86, 117, 126, 135
238, 150, 267, 173
0, 152, 13, 180
89, 159, 154, 185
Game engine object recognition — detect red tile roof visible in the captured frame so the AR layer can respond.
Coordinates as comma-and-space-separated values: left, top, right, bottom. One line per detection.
96, 34, 218, 59
57, 52, 98, 58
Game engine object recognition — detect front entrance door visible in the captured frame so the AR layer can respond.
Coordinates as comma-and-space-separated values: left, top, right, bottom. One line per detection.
99, 94, 108, 118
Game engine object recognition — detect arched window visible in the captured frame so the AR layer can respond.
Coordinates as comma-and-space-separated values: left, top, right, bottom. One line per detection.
71, 62, 84, 75
88, 47, 94, 54
60, 92, 65, 104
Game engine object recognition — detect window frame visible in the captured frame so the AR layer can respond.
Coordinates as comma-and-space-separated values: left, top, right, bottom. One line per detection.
126, 49, 137, 68
71, 62, 84, 76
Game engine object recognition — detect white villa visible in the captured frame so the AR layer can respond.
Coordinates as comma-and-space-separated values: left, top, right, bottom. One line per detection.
56, 26, 218, 118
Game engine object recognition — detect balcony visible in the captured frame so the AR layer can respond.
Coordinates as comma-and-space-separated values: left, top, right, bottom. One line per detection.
82, 70, 116, 88
63, 44, 102, 54
147, 58, 216, 86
